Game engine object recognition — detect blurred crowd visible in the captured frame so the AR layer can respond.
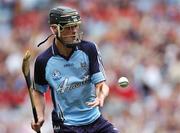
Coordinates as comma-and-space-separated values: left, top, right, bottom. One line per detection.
0, 0, 180, 133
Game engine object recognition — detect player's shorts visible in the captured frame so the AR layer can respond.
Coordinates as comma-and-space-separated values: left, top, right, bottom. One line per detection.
52, 111, 119, 133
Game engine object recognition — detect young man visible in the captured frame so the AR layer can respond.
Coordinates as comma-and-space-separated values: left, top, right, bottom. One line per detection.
31, 6, 118, 133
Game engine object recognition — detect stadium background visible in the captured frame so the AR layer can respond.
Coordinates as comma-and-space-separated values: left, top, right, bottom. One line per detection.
0, 0, 180, 132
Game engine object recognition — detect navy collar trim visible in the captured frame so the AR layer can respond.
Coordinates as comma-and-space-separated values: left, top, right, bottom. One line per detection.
51, 39, 79, 60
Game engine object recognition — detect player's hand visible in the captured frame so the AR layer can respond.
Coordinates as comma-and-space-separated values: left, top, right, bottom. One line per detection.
31, 117, 44, 132
87, 82, 109, 108
86, 93, 105, 108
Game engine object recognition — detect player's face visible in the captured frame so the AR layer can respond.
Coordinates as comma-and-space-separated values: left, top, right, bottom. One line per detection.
61, 24, 81, 44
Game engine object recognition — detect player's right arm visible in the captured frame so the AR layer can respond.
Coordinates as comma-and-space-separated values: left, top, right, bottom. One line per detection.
32, 54, 49, 132
31, 90, 45, 132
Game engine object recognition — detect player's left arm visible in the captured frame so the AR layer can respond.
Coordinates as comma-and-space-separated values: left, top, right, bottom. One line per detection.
87, 42, 109, 107
87, 81, 109, 107
96, 81, 109, 107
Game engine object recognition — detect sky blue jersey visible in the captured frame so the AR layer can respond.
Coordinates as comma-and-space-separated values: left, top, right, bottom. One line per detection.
34, 40, 106, 126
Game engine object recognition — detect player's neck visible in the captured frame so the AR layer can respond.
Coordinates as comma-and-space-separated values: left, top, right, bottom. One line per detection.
55, 39, 73, 57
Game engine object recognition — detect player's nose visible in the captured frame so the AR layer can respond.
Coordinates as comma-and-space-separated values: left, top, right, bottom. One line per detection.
71, 26, 78, 33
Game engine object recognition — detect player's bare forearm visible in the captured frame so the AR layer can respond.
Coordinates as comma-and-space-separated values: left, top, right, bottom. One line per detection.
31, 90, 45, 132
87, 81, 109, 107
32, 90, 45, 119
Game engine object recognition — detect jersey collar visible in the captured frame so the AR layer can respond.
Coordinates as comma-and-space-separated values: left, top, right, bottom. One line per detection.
51, 39, 78, 60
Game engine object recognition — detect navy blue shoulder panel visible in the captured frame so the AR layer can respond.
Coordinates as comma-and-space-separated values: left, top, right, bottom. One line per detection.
34, 45, 53, 85
78, 40, 100, 75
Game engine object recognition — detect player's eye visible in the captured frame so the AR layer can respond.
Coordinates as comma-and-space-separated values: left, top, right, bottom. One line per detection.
67, 25, 78, 30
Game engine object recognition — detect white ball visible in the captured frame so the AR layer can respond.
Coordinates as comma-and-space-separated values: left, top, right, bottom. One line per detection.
118, 77, 129, 87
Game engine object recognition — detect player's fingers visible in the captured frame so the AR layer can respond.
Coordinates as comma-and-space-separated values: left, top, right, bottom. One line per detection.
86, 99, 100, 107
99, 96, 105, 107
31, 121, 37, 131
38, 117, 45, 126
86, 99, 98, 105
31, 119, 44, 132
31, 118, 44, 126
98, 94, 105, 107
31, 123, 41, 132
88, 102, 99, 108
86, 101, 95, 106
91, 102, 100, 108
99, 99, 104, 107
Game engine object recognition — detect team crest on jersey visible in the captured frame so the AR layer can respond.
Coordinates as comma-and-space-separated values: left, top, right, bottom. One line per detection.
52, 70, 61, 80
80, 62, 88, 71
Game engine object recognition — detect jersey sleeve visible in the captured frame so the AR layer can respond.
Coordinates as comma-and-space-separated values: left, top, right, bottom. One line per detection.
34, 56, 49, 93
89, 43, 106, 84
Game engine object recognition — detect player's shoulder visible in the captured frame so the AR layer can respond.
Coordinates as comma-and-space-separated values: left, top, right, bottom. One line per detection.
78, 40, 97, 51
35, 46, 53, 64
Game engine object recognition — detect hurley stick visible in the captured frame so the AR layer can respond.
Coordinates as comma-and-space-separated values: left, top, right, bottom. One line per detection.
22, 50, 41, 133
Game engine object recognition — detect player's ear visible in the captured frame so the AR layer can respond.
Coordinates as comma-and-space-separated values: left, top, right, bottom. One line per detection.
50, 24, 58, 35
